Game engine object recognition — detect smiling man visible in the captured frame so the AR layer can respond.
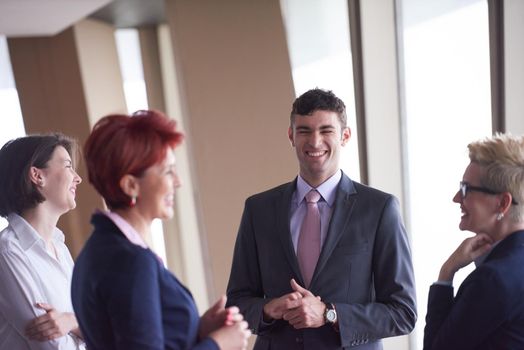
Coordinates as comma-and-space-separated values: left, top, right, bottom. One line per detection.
226, 88, 417, 349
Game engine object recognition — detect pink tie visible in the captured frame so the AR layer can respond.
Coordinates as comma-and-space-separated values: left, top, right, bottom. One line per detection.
297, 189, 321, 288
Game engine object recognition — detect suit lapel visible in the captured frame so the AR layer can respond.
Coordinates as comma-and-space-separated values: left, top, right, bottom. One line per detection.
485, 230, 524, 262
275, 178, 304, 285
310, 174, 357, 288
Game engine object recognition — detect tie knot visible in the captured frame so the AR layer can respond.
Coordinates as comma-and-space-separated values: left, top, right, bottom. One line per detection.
305, 190, 321, 204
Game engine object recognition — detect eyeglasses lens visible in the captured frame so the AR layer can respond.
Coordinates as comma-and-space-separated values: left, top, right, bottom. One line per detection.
460, 183, 467, 198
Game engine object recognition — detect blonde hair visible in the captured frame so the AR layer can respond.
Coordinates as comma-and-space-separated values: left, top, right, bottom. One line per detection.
468, 133, 524, 221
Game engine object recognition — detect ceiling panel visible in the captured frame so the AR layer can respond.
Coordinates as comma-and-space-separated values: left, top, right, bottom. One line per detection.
0, 0, 114, 37
90, 0, 165, 28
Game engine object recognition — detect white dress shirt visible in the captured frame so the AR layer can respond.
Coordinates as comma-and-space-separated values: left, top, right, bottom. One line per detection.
0, 213, 84, 350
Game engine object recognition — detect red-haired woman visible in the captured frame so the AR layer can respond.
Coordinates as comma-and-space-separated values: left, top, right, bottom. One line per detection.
71, 110, 250, 350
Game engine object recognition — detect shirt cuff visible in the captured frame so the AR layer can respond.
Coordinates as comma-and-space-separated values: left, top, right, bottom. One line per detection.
432, 280, 453, 287
260, 315, 277, 327
69, 331, 86, 349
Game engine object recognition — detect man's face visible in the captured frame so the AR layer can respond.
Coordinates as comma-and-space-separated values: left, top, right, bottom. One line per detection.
288, 110, 350, 187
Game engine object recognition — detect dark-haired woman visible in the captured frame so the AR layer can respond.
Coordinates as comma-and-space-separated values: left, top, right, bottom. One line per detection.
72, 110, 250, 350
0, 134, 84, 349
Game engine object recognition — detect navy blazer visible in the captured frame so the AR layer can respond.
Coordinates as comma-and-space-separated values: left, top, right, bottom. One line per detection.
424, 230, 524, 350
226, 173, 417, 349
71, 214, 218, 350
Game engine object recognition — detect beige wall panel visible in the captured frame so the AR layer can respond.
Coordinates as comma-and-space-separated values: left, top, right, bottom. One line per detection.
139, 27, 167, 112
165, 0, 296, 299
8, 29, 103, 257
74, 18, 127, 126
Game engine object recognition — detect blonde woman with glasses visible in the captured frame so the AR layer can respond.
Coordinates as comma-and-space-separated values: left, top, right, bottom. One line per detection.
424, 133, 524, 350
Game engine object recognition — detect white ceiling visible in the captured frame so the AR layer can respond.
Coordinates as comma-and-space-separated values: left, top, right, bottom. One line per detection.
0, 0, 113, 37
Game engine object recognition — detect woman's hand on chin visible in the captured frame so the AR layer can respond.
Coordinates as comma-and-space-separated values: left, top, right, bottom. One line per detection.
439, 233, 493, 282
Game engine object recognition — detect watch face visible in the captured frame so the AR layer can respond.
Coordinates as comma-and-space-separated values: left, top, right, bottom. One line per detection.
326, 309, 337, 323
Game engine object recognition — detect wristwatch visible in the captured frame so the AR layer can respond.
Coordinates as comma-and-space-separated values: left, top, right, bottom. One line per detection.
324, 302, 337, 325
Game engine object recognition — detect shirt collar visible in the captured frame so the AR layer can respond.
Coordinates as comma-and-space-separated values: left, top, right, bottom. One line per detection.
7, 213, 65, 250
97, 210, 148, 249
296, 170, 342, 207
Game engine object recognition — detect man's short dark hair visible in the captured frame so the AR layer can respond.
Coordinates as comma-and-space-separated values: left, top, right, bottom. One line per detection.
0, 133, 76, 217
290, 88, 347, 127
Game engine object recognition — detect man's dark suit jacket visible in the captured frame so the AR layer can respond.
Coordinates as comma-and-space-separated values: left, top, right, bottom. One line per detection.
424, 230, 524, 350
71, 213, 218, 350
226, 173, 417, 349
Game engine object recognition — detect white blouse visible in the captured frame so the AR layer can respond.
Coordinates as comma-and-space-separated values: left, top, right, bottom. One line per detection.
0, 213, 84, 350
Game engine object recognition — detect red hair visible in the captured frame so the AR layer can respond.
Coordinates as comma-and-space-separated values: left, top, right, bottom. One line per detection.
84, 110, 183, 209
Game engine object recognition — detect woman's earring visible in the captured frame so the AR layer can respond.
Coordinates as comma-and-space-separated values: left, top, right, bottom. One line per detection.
38, 179, 44, 187
496, 212, 504, 221
130, 196, 137, 207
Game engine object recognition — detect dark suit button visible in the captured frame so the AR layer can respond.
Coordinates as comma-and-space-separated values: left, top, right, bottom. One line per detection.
295, 337, 303, 343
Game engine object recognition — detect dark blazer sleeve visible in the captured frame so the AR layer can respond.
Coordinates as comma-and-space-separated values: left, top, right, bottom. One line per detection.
226, 198, 270, 334
336, 196, 417, 346
423, 269, 512, 350
102, 249, 165, 349
102, 250, 220, 350
423, 284, 454, 349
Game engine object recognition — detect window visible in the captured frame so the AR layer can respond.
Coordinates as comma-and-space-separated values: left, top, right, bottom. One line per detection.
115, 29, 149, 113
280, 0, 360, 181
0, 36, 25, 230
399, 1, 492, 347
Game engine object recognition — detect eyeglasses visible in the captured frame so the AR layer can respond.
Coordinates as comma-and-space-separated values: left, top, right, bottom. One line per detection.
459, 181, 519, 205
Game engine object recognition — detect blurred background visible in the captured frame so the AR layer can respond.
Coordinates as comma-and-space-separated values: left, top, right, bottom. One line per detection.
1, 0, 523, 348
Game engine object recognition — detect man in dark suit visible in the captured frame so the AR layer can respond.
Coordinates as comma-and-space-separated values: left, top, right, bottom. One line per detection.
226, 88, 417, 349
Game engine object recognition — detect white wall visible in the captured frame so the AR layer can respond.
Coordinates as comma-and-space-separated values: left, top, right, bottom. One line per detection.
505, 0, 524, 134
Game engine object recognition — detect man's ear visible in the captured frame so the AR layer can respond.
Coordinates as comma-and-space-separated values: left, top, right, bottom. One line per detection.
119, 174, 139, 198
341, 127, 351, 146
288, 126, 295, 147
29, 166, 44, 186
